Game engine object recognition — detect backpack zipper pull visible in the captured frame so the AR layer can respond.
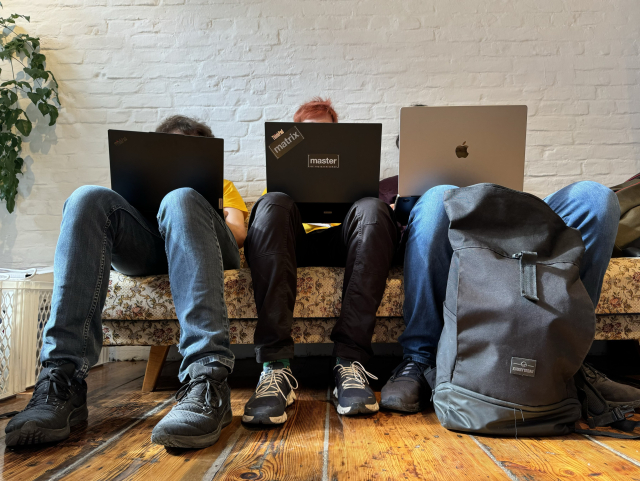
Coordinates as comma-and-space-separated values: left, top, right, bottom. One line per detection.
513, 251, 539, 302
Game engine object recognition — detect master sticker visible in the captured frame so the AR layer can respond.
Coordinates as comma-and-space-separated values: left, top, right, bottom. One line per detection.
268, 126, 304, 159
308, 154, 339, 169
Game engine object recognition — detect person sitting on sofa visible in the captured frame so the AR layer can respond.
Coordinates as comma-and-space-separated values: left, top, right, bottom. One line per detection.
379, 170, 640, 412
242, 98, 398, 423
5, 115, 248, 450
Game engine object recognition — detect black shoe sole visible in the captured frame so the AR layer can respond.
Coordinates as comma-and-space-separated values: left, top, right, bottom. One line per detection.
5, 404, 88, 447
151, 406, 233, 449
332, 388, 379, 416
242, 391, 296, 425
380, 396, 424, 413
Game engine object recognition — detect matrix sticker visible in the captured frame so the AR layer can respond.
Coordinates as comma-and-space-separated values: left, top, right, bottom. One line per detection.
308, 154, 339, 169
268, 126, 304, 159
510, 357, 537, 377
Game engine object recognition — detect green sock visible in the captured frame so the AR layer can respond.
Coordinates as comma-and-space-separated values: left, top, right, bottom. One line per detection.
263, 359, 290, 370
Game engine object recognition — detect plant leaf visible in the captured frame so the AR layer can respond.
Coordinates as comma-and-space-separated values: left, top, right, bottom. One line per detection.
15, 119, 32, 136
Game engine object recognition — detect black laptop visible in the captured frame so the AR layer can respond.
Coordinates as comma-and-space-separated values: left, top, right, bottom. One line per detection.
108, 130, 224, 221
265, 122, 382, 223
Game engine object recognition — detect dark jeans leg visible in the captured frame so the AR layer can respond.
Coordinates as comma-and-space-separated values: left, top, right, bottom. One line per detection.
329, 198, 398, 363
244, 193, 306, 362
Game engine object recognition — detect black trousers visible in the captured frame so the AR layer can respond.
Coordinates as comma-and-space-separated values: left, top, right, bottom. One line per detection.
244, 193, 398, 364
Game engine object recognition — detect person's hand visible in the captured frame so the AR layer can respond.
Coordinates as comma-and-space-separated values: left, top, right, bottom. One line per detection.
390, 203, 395, 210
224, 209, 229, 219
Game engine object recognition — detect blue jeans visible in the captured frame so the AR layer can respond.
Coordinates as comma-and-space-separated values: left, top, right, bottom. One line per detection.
41, 185, 239, 382
400, 181, 621, 366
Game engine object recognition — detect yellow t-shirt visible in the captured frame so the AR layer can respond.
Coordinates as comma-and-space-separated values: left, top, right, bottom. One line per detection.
224, 180, 249, 218
261, 189, 339, 234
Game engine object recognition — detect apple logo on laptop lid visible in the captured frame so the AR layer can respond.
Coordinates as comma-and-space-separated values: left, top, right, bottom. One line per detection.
455, 141, 469, 159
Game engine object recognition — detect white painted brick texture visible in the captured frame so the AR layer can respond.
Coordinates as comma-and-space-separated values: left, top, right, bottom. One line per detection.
2, 0, 640, 268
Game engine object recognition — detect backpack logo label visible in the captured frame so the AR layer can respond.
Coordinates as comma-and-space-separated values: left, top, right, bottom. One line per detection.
269, 126, 304, 159
308, 154, 339, 169
510, 357, 537, 377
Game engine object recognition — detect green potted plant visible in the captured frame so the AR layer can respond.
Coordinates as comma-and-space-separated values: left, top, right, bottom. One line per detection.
0, 1, 60, 213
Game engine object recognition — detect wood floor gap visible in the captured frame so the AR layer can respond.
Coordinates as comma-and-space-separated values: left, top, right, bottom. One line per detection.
582, 434, 640, 468
470, 435, 523, 481
44, 397, 175, 481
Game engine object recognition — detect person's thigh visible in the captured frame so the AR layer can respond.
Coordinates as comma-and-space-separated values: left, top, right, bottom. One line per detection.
109, 200, 168, 276
543, 180, 620, 306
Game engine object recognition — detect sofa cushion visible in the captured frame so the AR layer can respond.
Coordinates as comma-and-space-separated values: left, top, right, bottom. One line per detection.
101, 314, 640, 345
103, 258, 640, 321
104, 266, 404, 320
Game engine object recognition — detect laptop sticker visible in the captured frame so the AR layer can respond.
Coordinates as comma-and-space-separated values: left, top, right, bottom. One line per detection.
308, 154, 339, 169
269, 126, 304, 159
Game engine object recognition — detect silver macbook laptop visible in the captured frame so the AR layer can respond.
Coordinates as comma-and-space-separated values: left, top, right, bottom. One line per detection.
398, 105, 527, 197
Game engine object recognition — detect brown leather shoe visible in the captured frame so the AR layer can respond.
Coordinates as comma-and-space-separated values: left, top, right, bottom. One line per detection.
583, 364, 640, 408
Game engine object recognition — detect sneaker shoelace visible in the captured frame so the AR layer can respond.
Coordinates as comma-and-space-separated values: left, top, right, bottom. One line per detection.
334, 362, 378, 390
176, 375, 223, 409
254, 367, 299, 400
27, 368, 73, 409
391, 359, 426, 382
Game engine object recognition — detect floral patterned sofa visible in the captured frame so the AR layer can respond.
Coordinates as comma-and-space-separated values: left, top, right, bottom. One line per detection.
102, 202, 640, 390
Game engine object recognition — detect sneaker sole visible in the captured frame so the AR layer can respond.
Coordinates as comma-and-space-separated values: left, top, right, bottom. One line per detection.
380, 396, 424, 413
5, 404, 88, 447
151, 406, 233, 449
242, 390, 296, 425
332, 388, 379, 416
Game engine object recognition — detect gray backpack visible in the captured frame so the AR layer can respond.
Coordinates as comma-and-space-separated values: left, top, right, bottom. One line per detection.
432, 184, 595, 437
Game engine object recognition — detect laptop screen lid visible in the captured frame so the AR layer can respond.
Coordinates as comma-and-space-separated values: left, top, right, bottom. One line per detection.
108, 130, 224, 221
398, 106, 527, 197
265, 122, 382, 223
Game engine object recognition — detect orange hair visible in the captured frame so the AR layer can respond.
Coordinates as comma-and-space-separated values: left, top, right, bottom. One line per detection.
293, 97, 338, 123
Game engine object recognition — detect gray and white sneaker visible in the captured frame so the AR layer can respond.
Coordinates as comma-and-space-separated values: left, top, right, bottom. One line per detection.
242, 363, 298, 425
151, 365, 232, 449
332, 359, 379, 415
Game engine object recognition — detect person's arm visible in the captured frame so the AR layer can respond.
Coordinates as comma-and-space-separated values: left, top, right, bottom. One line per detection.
224, 207, 247, 248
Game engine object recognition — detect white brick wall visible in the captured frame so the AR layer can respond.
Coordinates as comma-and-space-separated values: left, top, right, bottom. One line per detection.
2, 0, 640, 268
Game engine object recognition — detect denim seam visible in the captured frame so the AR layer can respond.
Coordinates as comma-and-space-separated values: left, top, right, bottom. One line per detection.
78, 206, 121, 378
208, 206, 232, 360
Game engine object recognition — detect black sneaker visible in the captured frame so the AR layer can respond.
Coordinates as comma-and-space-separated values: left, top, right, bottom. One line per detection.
242, 362, 298, 425
151, 364, 232, 449
582, 363, 640, 408
380, 359, 435, 413
5, 364, 88, 447
332, 359, 379, 415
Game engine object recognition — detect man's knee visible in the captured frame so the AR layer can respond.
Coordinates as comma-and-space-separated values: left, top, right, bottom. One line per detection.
412, 185, 458, 220
257, 192, 295, 211
352, 197, 391, 220
569, 181, 620, 224
63, 185, 120, 217
159, 187, 208, 219
250, 192, 296, 226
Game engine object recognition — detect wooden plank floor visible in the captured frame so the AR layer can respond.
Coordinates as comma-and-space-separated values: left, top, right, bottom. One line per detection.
1, 359, 639, 481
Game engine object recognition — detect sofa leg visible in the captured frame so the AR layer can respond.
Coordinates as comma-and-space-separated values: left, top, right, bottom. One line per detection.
142, 345, 171, 392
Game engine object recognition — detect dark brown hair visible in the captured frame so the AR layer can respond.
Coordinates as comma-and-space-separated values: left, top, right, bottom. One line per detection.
293, 97, 338, 123
156, 115, 214, 137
